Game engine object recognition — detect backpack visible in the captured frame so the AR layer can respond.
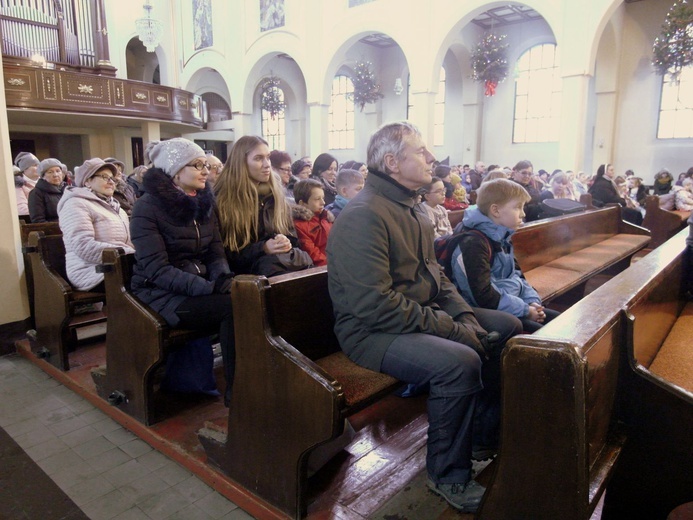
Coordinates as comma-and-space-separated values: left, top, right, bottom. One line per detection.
434, 229, 492, 279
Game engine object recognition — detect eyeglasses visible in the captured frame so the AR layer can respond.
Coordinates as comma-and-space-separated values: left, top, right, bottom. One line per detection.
209, 164, 222, 171
279, 167, 292, 173
187, 162, 211, 171
92, 174, 115, 183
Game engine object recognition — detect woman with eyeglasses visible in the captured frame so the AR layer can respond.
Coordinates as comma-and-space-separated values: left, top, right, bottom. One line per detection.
311, 152, 339, 205
269, 149, 294, 198
215, 135, 311, 277
129, 138, 236, 405
57, 158, 134, 292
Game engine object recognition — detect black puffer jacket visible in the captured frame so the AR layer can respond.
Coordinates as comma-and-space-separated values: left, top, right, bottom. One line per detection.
588, 175, 625, 206
28, 178, 64, 222
130, 168, 231, 327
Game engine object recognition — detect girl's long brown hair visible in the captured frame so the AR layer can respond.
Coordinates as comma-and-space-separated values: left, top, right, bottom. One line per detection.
214, 136, 292, 252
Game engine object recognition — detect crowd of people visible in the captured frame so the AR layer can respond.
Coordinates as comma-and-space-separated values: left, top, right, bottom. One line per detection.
13, 126, 693, 513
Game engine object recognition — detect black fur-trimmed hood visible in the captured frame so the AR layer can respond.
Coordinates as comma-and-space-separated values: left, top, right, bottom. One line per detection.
142, 167, 216, 224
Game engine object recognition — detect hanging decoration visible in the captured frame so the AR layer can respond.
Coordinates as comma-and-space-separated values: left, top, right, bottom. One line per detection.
135, 1, 163, 53
348, 60, 384, 111
470, 33, 509, 97
652, 0, 693, 82
261, 76, 285, 119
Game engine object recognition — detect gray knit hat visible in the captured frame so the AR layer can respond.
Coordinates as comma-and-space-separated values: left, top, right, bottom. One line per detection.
104, 157, 125, 171
15, 152, 39, 172
40, 158, 63, 176
144, 138, 206, 178
74, 158, 118, 187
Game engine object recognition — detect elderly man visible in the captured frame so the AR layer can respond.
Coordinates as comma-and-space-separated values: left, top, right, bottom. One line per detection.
327, 122, 520, 512
469, 160, 486, 190
206, 153, 224, 187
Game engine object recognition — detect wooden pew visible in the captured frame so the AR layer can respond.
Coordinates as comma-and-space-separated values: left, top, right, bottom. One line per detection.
199, 267, 400, 519
641, 194, 690, 249
478, 228, 692, 520
25, 231, 106, 370
513, 205, 650, 304
91, 248, 217, 425
19, 221, 62, 328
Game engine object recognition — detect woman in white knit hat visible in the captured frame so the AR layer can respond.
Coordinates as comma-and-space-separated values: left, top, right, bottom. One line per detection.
28, 158, 65, 222
57, 158, 134, 292
129, 138, 235, 405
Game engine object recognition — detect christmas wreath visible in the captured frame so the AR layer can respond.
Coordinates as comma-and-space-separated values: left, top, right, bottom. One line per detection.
652, 0, 693, 81
470, 33, 509, 96
348, 60, 384, 111
261, 76, 285, 119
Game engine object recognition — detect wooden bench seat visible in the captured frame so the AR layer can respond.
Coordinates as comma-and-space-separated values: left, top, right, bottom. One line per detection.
25, 231, 106, 370
513, 205, 650, 303
478, 228, 691, 520
199, 267, 400, 519
91, 248, 217, 425
648, 301, 693, 393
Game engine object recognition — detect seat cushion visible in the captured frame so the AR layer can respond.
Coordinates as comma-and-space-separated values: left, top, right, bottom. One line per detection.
545, 234, 650, 274
649, 301, 693, 394
524, 265, 583, 302
315, 351, 398, 410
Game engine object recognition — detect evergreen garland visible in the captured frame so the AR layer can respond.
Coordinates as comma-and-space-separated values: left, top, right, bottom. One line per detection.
261, 76, 285, 119
652, 0, 693, 81
348, 60, 384, 111
470, 33, 509, 96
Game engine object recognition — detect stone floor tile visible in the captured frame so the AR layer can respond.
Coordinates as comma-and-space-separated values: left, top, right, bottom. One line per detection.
104, 427, 138, 446
60, 424, 102, 448
81, 489, 136, 520
65, 475, 116, 506
39, 448, 89, 475
104, 459, 153, 488
167, 503, 216, 520
24, 435, 71, 461
51, 459, 100, 489
137, 487, 191, 520
119, 438, 153, 459
85, 447, 134, 473
72, 435, 117, 460
117, 472, 171, 505
13, 424, 59, 449
194, 491, 237, 519
110, 506, 151, 520
154, 460, 192, 486
135, 449, 170, 472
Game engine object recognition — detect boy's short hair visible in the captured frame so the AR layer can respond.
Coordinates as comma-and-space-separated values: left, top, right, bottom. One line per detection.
476, 178, 531, 216
335, 168, 363, 190
293, 178, 323, 204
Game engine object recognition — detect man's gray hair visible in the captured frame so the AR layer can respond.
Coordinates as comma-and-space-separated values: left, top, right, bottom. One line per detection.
367, 121, 421, 174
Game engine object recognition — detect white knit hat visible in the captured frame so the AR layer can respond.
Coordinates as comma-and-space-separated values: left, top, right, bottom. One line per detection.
144, 138, 206, 178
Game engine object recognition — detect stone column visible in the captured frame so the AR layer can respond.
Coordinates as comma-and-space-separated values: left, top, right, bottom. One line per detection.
307, 102, 329, 159
558, 73, 592, 172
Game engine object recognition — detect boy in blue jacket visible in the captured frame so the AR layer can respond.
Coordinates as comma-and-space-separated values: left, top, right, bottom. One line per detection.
450, 178, 559, 332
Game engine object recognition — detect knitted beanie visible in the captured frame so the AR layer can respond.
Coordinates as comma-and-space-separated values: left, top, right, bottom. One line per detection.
104, 157, 125, 171
74, 158, 118, 187
144, 138, 206, 178
40, 158, 63, 176
15, 152, 40, 172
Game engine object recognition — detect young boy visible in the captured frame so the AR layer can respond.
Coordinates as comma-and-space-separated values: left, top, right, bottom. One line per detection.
292, 178, 334, 266
325, 168, 364, 218
449, 178, 559, 332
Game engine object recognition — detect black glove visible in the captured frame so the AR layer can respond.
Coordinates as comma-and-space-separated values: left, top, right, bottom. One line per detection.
213, 274, 234, 294
477, 331, 502, 361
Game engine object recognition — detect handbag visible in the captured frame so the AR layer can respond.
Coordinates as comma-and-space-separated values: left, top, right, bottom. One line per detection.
251, 248, 314, 277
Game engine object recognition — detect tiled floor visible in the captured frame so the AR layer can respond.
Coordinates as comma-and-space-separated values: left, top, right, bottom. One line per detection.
0, 353, 256, 520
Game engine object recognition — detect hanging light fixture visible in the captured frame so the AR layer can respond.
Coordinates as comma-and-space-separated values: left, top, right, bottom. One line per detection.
135, 1, 163, 53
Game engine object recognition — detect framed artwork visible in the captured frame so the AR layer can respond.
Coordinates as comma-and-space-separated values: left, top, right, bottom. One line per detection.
193, 0, 213, 50
260, 0, 285, 32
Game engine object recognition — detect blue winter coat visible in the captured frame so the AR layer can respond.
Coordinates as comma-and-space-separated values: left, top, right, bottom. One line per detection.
450, 207, 541, 318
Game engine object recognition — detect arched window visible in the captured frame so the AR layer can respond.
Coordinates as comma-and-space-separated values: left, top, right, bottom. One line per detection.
329, 75, 355, 149
657, 66, 693, 139
513, 43, 561, 143
261, 85, 286, 150
434, 67, 446, 146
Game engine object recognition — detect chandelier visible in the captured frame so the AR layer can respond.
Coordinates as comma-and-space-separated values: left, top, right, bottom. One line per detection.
135, 1, 163, 53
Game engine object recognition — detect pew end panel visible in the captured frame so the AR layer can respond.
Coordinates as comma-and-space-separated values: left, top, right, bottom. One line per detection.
93, 248, 213, 425
26, 231, 105, 370
480, 314, 625, 520
641, 195, 690, 250
201, 272, 345, 520
19, 221, 62, 328
200, 268, 399, 519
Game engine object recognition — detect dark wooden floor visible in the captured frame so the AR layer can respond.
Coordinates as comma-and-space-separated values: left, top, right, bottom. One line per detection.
16, 338, 488, 519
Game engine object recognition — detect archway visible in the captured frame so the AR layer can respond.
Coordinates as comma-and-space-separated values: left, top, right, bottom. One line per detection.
126, 37, 160, 84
